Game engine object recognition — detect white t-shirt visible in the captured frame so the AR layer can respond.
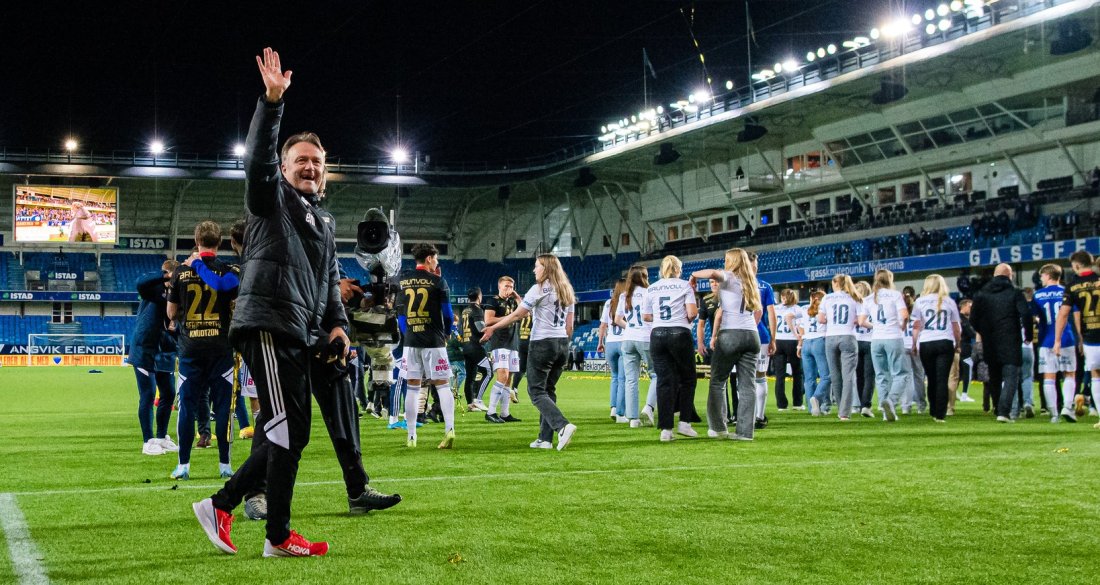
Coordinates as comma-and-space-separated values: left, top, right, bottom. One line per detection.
600, 299, 622, 343
863, 289, 907, 341
616, 286, 652, 342
854, 307, 873, 343
716, 271, 758, 331
644, 278, 697, 329
821, 292, 861, 337
801, 311, 825, 340
521, 282, 574, 342
912, 294, 960, 345
775, 304, 804, 341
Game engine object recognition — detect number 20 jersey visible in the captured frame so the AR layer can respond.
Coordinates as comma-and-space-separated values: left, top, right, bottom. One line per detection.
397, 268, 451, 348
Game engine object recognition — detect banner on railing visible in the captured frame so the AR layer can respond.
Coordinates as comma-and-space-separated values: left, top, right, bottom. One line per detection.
0, 291, 138, 302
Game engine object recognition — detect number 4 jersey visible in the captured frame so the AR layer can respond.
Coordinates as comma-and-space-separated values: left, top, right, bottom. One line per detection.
397, 268, 451, 348
168, 257, 239, 355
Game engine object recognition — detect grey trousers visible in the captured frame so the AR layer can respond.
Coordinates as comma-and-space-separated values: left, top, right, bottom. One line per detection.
526, 338, 570, 442
825, 335, 858, 418
708, 329, 760, 438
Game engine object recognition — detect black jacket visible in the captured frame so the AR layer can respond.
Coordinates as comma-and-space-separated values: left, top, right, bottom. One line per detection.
970, 275, 1031, 365
229, 97, 346, 348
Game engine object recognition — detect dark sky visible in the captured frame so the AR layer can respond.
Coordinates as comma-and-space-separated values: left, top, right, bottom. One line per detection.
1, 1, 916, 165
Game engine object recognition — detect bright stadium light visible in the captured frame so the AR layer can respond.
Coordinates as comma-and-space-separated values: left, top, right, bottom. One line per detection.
656, 105, 664, 114
827, 44, 837, 54
938, 18, 951, 31
806, 51, 816, 62
782, 59, 797, 72
150, 140, 165, 154
870, 28, 881, 40
695, 89, 710, 102
883, 18, 913, 37
937, 4, 950, 16
233, 143, 246, 157
912, 13, 923, 25
725, 80, 734, 90
391, 147, 409, 163
600, 125, 607, 134
774, 61, 783, 73
926, 23, 937, 35
817, 47, 826, 58
950, 1, 964, 11
925, 9, 936, 20
64, 138, 78, 151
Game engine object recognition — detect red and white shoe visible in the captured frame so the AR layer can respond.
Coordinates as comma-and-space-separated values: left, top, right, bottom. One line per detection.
263, 531, 329, 557
192, 498, 237, 554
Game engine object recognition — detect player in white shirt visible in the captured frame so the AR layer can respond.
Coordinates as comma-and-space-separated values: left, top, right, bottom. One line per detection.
615, 265, 658, 427
857, 269, 912, 421
799, 290, 831, 415
642, 255, 701, 441
482, 254, 578, 451
691, 248, 762, 441
598, 278, 629, 423
899, 287, 927, 415
818, 274, 863, 421
910, 274, 962, 422
773, 289, 805, 411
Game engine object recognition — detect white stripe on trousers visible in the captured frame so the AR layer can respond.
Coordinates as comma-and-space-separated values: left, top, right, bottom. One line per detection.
260, 332, 284, 417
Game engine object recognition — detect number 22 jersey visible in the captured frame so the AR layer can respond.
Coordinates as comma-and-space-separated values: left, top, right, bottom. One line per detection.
397, 267, 450, 348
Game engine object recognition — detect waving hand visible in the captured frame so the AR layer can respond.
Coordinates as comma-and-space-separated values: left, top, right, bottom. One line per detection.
256, 47, 293, 103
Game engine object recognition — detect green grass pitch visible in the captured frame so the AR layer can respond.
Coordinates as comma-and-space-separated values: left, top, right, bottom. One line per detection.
0, 366, 1097, 584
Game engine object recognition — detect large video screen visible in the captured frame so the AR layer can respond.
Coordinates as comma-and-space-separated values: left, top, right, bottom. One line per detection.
14, 186, 118, 244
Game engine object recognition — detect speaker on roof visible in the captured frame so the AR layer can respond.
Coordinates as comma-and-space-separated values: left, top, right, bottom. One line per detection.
736, 121, 767, 143
1050, 20, 1092, 56
574, 167, 597, 188
653, 143, 681, 166
871, 79, 908, 105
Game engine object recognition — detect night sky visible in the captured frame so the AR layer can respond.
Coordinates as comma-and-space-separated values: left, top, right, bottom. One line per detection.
2, 1, 914, 165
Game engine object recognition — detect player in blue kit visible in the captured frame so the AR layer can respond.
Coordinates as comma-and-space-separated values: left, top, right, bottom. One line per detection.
1033, 264, 1077, 422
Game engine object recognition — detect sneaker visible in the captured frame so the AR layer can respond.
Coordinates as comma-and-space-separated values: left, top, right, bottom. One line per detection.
365, 401, 374, 414
860, 407, 874, 418
659, 430, 674, 442
485, 413, 505, 424
510, 389, 519, 403
1024, 405, 1035, 419
406, 436, 417, 448
754, 417, 768, 430
1093, 421, 1100, 429
349, 485, 402, 514
170, 464, 190, 480
883, 400, 897, 422
629, 419, 641, 428
1075, 395, 1087, 417
777, 408, 788, 412
219, 463, 233, 479
792, 405, 807, 411
388, 420, 407, 430
615, 416, 629, 424
996, 416, 1014, 423
640, 404, 655, 426
1061, 407, 1077, 423
470, 401, 489, 412
609, 407, 618, 421
933, 418, 946, 424
809, 397, 821, 417
197, 432, 211, 449
238, 426, 254, 440
529, 439, 553, 449
379, 408, 388, 419
244, 494, 267, 521
676, 422, 698, 438
158, 435, 179, 453
958, 393, 975, 403
707, 429, 728, 438
501, 415, 522, 422
438, 430, 455, 449
142, 439, 165, 456
556, 423, 577, 451
728, 434, 753, 442
1051, 415, 1061, 424
838, 417, 851, 422
263, 531, 329, 557
192, 498, 237, 554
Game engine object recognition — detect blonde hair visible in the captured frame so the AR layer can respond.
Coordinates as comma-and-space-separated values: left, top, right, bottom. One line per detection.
497, 276, 515, 284
659, 255, 682, 279
855, 281, 871, 300
723, 248, 761, 312
780, 288, 798, 306
807, 289, 825, 318
921, 274, 950, 312
537, 254, 576, 307
831, 273, 862, 303
872, 269, 894, 304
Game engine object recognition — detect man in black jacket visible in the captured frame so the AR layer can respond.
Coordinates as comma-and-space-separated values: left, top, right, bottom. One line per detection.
971, 263, 1033, 422
193, 48, 348, 558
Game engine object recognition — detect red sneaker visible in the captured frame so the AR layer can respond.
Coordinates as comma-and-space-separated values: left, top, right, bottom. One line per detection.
263, 530, 330, 557
192, 498, 237, 554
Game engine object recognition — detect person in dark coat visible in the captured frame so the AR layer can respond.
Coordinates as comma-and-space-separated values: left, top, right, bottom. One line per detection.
970, 263, 1033, 422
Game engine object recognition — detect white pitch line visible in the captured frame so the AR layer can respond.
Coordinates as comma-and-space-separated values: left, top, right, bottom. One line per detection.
9, 451, 1093, 498
0, 493, 50, 585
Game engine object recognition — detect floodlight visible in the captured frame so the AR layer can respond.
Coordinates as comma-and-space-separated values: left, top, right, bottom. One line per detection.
694, 89, 710, 102
938, 19, 951, 31
827, 44, 837, 54
391, 147, 409, 163
937, 4, 949, 16
774, 62, 783, 73
64, 139, 77, 152
725, 80, 734, 90
233, 143, 246, 157
912, 14, 923, 25
782, 60, 797, 72
870, 28, 880, 40
950, 1, 963, 11
656, 105, 664, 114
601, 125, 607, 133
926, 24, 937, 35
925, 9, 935, 20
150, 140, 165, 154
631, 115, 638, 123
817, 47, 826, 58
806, 52, 816, 62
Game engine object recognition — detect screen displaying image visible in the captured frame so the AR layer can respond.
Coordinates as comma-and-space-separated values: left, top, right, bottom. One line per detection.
14, 186, 118, 243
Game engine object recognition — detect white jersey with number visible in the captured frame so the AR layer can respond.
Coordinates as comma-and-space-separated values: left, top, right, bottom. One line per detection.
801, 311, 826, 340
717, 271, 758, 331
821, 292, 860, 337
775, 304, 803, 341
601, 299, 623, 343
644, 278, 697, 329
522, 282, 574, 341
913, 295, 960, 345
616, 286, 652, 342
863, 289, 907, 341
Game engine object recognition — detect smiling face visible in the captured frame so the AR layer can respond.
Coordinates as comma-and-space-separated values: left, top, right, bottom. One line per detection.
281, 142, 326, 194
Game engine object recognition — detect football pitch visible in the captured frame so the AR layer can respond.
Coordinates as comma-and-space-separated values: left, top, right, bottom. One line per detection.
0, 367, 1097, 584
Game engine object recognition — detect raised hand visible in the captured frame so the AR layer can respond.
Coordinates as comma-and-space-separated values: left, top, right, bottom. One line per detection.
256, 47, 292, 103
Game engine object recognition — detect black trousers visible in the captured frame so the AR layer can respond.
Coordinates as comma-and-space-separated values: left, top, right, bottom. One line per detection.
986, 358, 1021, 418
920, 340, 955, 420
213, 331, 313, 544
463, 348, 488, 403
857, 340, 875, 410
650, 327, 700, 429
773, 339, 802, 409
527, 338, 570, 442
